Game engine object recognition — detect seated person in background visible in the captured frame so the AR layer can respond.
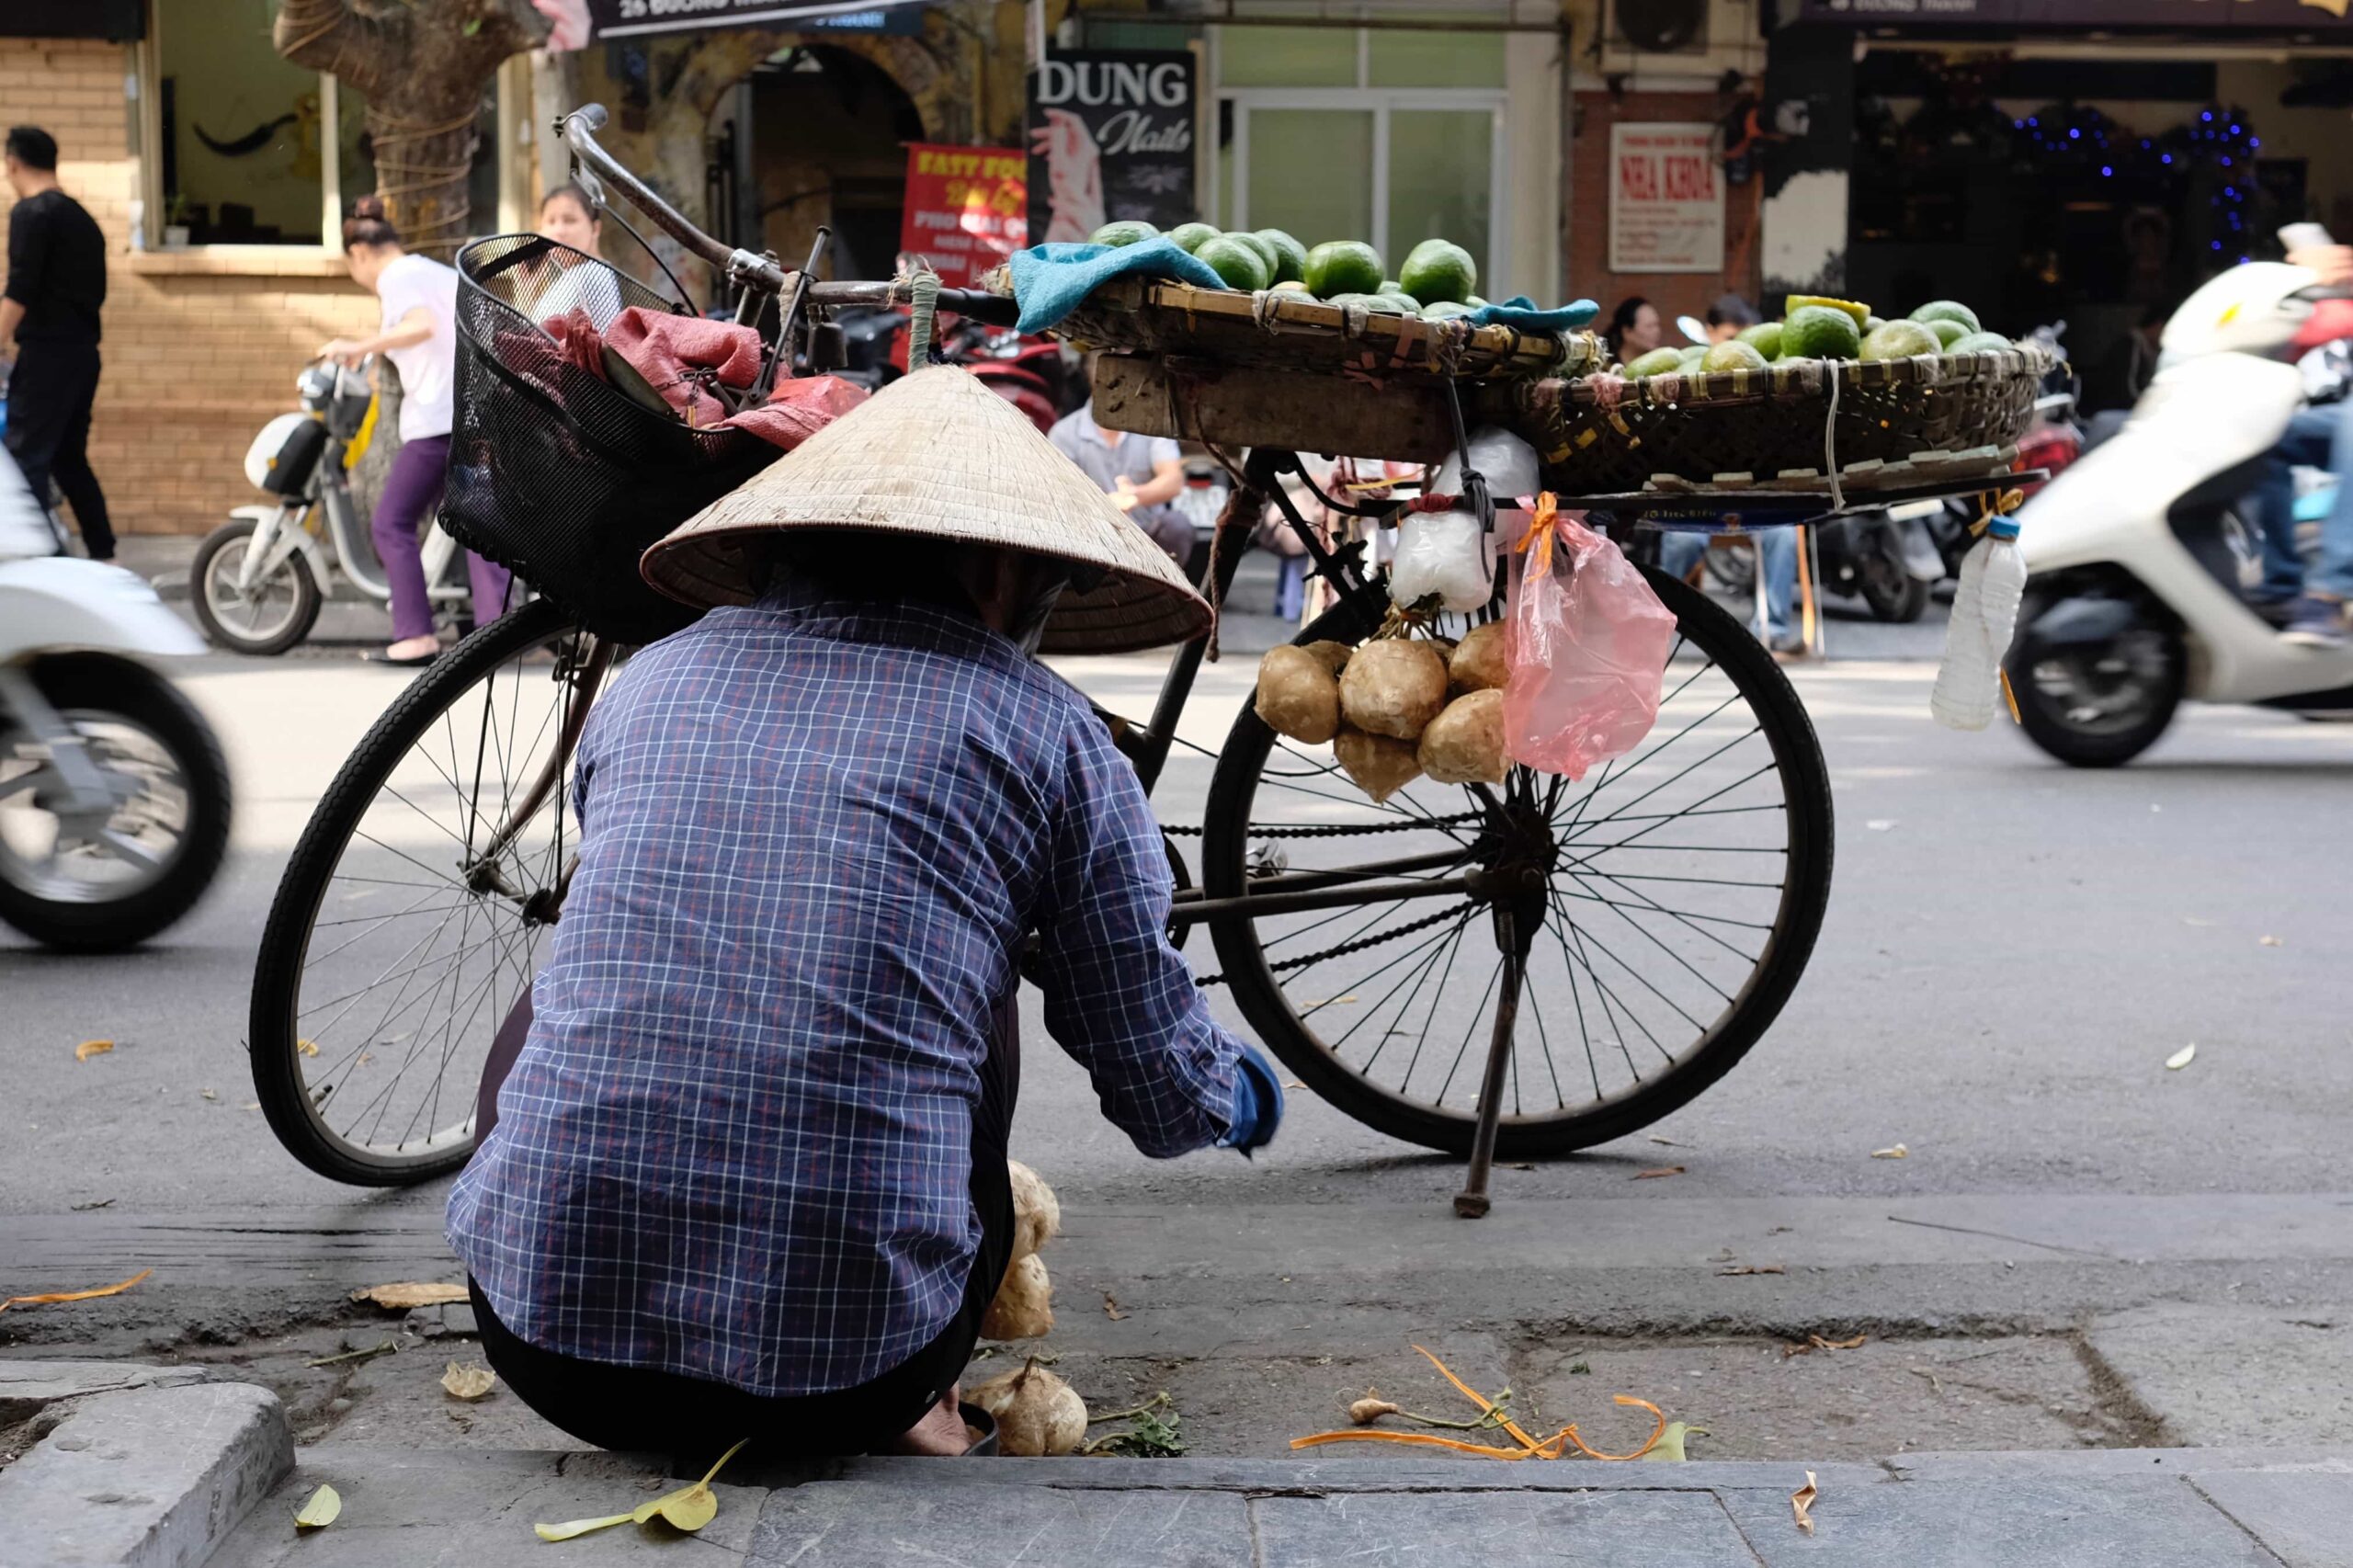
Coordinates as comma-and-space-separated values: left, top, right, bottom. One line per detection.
1705, 293, 1760, 344
1654, 524, 1802, 657
1049, 397, 1192, 568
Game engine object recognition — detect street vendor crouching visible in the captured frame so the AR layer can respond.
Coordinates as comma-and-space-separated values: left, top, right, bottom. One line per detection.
446, 368, 1283, 1463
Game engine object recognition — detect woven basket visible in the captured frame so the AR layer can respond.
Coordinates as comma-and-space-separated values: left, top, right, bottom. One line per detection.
1035, 275, 1602, 381
1494, 345, 2054, 499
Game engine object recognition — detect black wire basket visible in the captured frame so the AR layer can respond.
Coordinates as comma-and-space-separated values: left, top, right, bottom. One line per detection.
442, 234, 787, 645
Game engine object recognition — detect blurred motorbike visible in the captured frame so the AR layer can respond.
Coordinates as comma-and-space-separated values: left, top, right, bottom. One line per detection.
0, 447, 232, 949
1923, 324, 2083, 584
2005, 237, 2353, 765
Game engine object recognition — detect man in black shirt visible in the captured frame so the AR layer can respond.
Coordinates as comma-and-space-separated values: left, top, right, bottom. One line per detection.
3, 126, 110, 560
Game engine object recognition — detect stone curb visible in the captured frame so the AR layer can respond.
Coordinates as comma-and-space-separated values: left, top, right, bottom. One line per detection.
0, 1381, 293, 1568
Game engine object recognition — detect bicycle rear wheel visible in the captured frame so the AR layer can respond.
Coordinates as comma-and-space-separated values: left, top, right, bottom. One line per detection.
1201, 567, 1833, 1157
250, 598, 594, 1184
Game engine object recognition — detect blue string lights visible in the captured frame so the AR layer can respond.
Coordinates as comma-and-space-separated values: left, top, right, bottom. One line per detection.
2010, 101, 2263, 265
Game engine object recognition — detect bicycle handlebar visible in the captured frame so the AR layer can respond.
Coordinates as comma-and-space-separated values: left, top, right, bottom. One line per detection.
559, 105, 1020, 329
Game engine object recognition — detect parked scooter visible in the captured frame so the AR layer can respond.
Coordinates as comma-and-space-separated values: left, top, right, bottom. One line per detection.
0, 447, 232, 950
1812, 506, 1945, 622
189, 358, 475, 655
2005, 242, 2353, 765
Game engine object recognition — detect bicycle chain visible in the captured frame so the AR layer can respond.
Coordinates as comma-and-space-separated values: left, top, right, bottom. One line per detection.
1162, 812, 1481, 840
1192, 899, 1478, 989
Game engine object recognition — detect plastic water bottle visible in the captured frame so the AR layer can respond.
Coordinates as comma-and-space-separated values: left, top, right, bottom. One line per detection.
1930, 516, 2028, 731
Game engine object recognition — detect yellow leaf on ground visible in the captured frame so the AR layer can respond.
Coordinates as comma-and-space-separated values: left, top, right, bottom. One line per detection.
1632, 1165, 1686, 1180
294, 1483, 341, 1530
534, 1513, 634, 1542
74, 1039, 113, 1062
440, 1362, 496, 1402
1870, 1143, 1907, 1160
298, 1038, 321, 1055
1640, 1421, 1709, 1461
630, 1438, 746, 1532
1791, 1471, 1819, 1534
2165, 1043, 2197, 1071
351, 1281, 467, 1310
0, 1267, 153, 1315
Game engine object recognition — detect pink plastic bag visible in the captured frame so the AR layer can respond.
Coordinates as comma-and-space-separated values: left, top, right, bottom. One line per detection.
1502, 500, 1677, 779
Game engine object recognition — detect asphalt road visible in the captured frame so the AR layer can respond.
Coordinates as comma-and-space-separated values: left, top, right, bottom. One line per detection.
6, 594, 2352, 1460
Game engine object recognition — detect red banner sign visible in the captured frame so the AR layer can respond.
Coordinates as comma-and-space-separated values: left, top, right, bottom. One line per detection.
899, 143, 1028, 290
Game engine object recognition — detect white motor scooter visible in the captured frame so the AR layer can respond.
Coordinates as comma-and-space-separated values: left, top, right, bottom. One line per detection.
2006, 242, 2353, 765
0, 448, 233, 949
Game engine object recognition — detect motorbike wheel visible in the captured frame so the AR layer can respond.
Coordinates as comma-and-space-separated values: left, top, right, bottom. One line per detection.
0, 653, 233, 950
191, 516, 323, 656
2005, 588, 2185, 767
1857, 547, 1929, 623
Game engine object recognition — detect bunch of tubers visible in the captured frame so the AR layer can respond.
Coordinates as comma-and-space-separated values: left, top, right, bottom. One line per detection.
1255, 620, 1512, 801
975, 1160, 1089, 1455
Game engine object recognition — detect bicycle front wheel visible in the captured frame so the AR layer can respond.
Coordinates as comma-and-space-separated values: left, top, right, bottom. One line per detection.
250, 598, 593, 1184
1201, 567, 1833, 1157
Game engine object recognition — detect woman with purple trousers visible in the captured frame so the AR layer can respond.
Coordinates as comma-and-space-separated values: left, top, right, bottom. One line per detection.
318, 196, 510, 665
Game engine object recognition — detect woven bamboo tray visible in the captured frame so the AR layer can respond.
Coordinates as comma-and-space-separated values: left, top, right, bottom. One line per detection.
1492, 344, 2054, 499
1036, 276, 1603, 381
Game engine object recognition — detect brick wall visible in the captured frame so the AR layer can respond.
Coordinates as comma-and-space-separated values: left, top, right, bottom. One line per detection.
2, 37, 378, 537
1568, 89, 1766, 337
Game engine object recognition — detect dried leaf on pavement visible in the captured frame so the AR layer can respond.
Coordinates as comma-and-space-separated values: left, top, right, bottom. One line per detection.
2260, 936, 2283, 947
69, 1198, 115, 1211
1791, 1471, 1818, 1534
0, 1267, 153, 1314
293, 1483, 341, 1531
351, 1281, 467, 1310
1785, 1333, 1868, 1357
73, 1039, 113, 1062
199, 1087, 217, 1101
1102, 1292, 1128, 1321
441, 1362, 497, 1402
298, 1038, 321, 1056
1870, 1143, 1908, 1160
1632, 1165, 1686, 1180
2165, 1043, 2197, 1071
1640, 1421, 1708, 1462
1719, 1265, 1785, 1277
537, 1438, 746, 1542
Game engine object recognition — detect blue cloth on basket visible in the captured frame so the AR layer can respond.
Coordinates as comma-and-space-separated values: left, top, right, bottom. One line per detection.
1467, 295, 1600, 332
1007, 240, 1231, 335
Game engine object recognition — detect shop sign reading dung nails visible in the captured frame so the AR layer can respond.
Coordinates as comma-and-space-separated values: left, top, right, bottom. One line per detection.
1027, 51, 1198, 245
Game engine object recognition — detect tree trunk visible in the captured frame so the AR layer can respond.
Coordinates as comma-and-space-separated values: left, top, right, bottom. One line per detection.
274, 0, 543, 258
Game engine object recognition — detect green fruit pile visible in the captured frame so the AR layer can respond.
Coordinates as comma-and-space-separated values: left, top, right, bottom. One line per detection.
1612, 292, 2016, 380
1085, 222, 1497, 323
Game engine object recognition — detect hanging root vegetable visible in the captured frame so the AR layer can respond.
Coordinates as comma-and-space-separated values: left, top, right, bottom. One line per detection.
1007, 1159, 1061, 1263
1302, 640, 1354, 676
1339, 640, 1449, 740
1419, 689, 1507, 785
971, 1357, 1089, 1456
1449, 622, 1508, 693
1334, 725, 1422, 802
982, 1252, 1053, 1340
1255, 645, 1342, 744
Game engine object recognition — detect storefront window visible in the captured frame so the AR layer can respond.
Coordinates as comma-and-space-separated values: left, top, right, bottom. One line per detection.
153, 0, 327, 244
1388, 109, 1493, 273
1248, 108, 1376, 246
1219, 27, 1359, 88
1366, 30, 1504, 89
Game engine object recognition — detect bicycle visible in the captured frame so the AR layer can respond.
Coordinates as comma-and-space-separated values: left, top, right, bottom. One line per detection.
249, 106, 1845, 1211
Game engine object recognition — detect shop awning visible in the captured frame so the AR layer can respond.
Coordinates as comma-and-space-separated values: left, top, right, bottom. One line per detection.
570, 0, 931, 46
1797, 0, 2353, 27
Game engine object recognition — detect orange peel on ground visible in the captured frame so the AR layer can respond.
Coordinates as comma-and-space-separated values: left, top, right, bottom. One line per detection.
1290, 1345, 1667, 1462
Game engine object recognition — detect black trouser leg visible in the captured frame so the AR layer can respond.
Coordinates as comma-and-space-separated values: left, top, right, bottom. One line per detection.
6, 345, 108, 559
469, 991, 1021, 1465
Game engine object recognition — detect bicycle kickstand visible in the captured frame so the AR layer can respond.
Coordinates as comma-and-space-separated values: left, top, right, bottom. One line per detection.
1454, 903, 1538, 1218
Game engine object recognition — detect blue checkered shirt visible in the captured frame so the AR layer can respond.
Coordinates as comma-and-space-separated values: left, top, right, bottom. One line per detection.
446, 580, 1245, 1397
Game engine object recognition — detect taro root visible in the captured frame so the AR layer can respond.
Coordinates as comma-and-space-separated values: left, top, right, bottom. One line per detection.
1302, 639, 1355, 676
1007, 1159, 1061, 1263
1419, 689, 1507, 785
1256, 645, 1342, 744
1449, 621, 1508, 693
1338, 639, 1449, 741
1334, 724, 1422, 802
981, 1252, 1053, 1340
971, 1358, 1089, 1457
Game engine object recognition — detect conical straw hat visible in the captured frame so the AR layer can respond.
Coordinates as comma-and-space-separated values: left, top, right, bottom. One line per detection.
641, 367, 1211, 653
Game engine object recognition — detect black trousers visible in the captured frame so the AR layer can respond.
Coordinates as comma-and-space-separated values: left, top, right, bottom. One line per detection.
6, 342, 111, 560
469, 994, 1020, 1469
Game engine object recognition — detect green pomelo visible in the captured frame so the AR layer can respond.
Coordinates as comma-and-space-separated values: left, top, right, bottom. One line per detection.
1701, 339, 1769, 373
1089, 220, 1159, 248
1781, 304, 1864, 362
1253, 229, 1308, 283
1922, 318, 1969, 349
1194, 234, 1272, 291
1399, 239, 1478, 305
1863, 314, 1887, 334
1421, 301, 1475, 322
1166, 222, 1220, 254
1859, 320, 1944, 360
1302, 241, 1384, 299
1909, 300, 1983, 334
1736, 321, 1784, 359
1949, 330, 2015, 354
1326, 291, 1410, 314
1623, 347, 1686, 378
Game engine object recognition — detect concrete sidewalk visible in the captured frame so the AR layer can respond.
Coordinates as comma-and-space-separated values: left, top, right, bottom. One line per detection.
12, 1363, 2352, 1568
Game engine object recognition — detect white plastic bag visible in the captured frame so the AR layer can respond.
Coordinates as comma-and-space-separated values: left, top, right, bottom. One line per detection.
1433, 427, 1541, 505
1390, 507, 1492, 612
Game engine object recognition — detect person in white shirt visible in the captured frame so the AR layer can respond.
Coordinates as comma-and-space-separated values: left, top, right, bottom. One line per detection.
1046, 403, 1190, 566
318, 197, 513, 665
529, 181, 624, 330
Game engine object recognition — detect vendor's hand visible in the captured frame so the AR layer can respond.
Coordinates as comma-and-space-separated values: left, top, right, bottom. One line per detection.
1111, 490, 1141, 512
318, 338, 369, 369
2290, 244, 2353, 287
1217, 1044, 1286, 1156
